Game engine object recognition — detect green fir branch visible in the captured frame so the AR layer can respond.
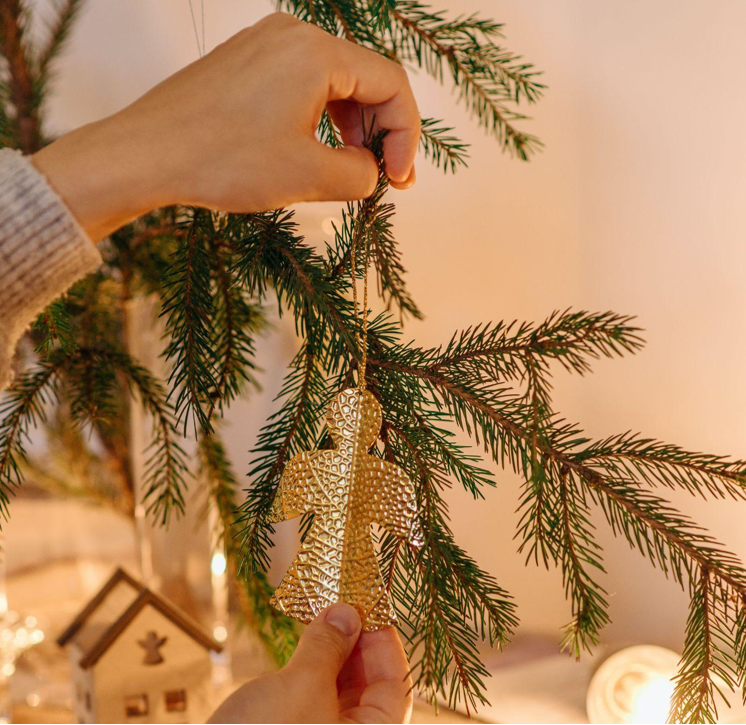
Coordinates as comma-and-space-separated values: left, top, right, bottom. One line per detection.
389, 0, 545, 159
0, 354, 64, 517
670, 567, 739, 724
74, 348, 188, 524
199, 433, 298, 665
419, 117, 470, 173
36, 0, 85, 92
160, 211, 218, 435
237, 340, 331, 574
556, 468, 610, 658
34, 298, 77, 356
207, 225, 264, 421
6, 3, 746, 718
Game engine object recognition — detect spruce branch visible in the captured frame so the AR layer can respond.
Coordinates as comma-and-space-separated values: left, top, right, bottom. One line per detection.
0, 345, 186, 525
278, 0, 388, 52
37, 0, 85, 91
361, 311, 746, 716
556, 468, 610, 658
160, 211, 218, 435
234, 208, 359, 359
199, 433, 298, 665
419, 117, 470, 173
0, 80, 13, 148
578, 433, 746, 502
21, 403, 132, 515
207, 224, 263, 422
237, 340, 331, 574
0, 0, 41, 152
389, 1, 545, 159
669, 566, 740, 723
6, 2, 746, 718
429, 310, 644, 378
34, 298, 76, 356
0, 354, 64, 517
72, 348, 188, 524
330, 171, 422, 321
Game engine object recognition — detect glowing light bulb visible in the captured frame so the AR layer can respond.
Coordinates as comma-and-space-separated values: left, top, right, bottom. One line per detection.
213, 624, 228, 643
1, 663, 15, 678
630, 676, 676, 724
211, 552, 227, 576
587, 645, 680, 724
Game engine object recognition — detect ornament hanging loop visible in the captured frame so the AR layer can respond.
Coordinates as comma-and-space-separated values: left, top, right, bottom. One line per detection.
350, 224, 370, 391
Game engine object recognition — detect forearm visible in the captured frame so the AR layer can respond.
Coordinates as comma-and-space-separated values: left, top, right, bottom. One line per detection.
0, 10, 419, 392
0, 148, 100, 392
31, 111, 173, 242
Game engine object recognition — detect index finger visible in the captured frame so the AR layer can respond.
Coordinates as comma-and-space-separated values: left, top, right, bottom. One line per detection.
340, 628, 413, 724
325, 38, 421, 185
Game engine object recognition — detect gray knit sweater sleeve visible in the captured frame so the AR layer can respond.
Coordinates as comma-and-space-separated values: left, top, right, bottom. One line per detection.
0, 148, 101, 391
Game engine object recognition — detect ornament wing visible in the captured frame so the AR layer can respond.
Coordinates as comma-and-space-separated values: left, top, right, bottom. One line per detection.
267, 452, 318, 523
367, 459, 423, 546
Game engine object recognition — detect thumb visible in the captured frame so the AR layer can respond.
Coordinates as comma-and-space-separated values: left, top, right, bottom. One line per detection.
285, 603, 362, 685
306, 143, 379, 202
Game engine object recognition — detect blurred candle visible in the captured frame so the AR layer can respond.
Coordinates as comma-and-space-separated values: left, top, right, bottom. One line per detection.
208, 501, 232, 690
586, 645, 679, 724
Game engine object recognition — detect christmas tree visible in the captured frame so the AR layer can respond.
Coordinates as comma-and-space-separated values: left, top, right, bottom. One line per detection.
1, 1, 746, 721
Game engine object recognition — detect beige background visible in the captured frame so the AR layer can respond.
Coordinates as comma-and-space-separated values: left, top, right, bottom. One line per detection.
40, 0, 746, 655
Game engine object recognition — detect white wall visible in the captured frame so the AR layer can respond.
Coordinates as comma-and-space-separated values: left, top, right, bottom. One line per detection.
43, 0, 746, 654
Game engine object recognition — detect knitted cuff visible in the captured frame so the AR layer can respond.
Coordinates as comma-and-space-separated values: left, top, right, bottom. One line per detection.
0, 148, 101, 387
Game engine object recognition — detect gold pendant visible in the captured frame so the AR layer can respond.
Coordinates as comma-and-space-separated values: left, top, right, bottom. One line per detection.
268, 388, 423, 631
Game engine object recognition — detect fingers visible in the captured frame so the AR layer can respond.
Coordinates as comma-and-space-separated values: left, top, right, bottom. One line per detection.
323, 35, 420, 185
286, 603, 362, 686
304, 142, 379, 201
326, 100, 366, 148
337, 641, 367, 712
341, 628, 413, 725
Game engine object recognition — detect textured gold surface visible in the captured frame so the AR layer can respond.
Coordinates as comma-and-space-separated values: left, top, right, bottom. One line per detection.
268, 388, 423, 631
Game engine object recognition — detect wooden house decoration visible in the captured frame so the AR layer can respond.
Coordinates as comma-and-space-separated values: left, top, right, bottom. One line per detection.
58, 568, 222, 724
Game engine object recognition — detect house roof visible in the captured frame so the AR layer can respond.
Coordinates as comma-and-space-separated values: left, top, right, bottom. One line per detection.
57, 568, 222, 669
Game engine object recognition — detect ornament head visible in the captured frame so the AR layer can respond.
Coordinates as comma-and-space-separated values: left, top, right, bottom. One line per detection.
326, 388, 382, 450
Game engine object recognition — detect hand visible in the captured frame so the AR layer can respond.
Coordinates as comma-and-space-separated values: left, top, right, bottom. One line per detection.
32, 12, 420, 242
208, 603, 413, 724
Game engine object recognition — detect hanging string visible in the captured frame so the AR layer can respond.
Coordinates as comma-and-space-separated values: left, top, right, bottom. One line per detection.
188, 0, 206, 57
349, 223, 370, 391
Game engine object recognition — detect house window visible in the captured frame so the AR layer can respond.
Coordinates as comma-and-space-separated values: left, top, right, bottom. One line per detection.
124, 694, 149, 717
164, 689, 187, 712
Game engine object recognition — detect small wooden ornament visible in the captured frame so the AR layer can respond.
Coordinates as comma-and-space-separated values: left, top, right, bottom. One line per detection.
268, 387, 423, 630
57, 568, 222, 724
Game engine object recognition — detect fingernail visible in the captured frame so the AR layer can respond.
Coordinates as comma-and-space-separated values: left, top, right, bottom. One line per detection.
324, 603, 360, 636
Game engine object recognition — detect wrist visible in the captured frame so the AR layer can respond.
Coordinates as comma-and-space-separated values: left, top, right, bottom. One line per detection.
32, 113, 173, 242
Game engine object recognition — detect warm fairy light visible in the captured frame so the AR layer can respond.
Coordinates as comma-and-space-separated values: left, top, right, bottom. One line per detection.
586, 645, 679, 724
211, 552, 227, 577
629, 676, 676, 724
213, 624, 228, 643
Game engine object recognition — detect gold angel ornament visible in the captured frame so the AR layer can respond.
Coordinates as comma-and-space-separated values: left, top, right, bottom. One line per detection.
268, 387, 423, 630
